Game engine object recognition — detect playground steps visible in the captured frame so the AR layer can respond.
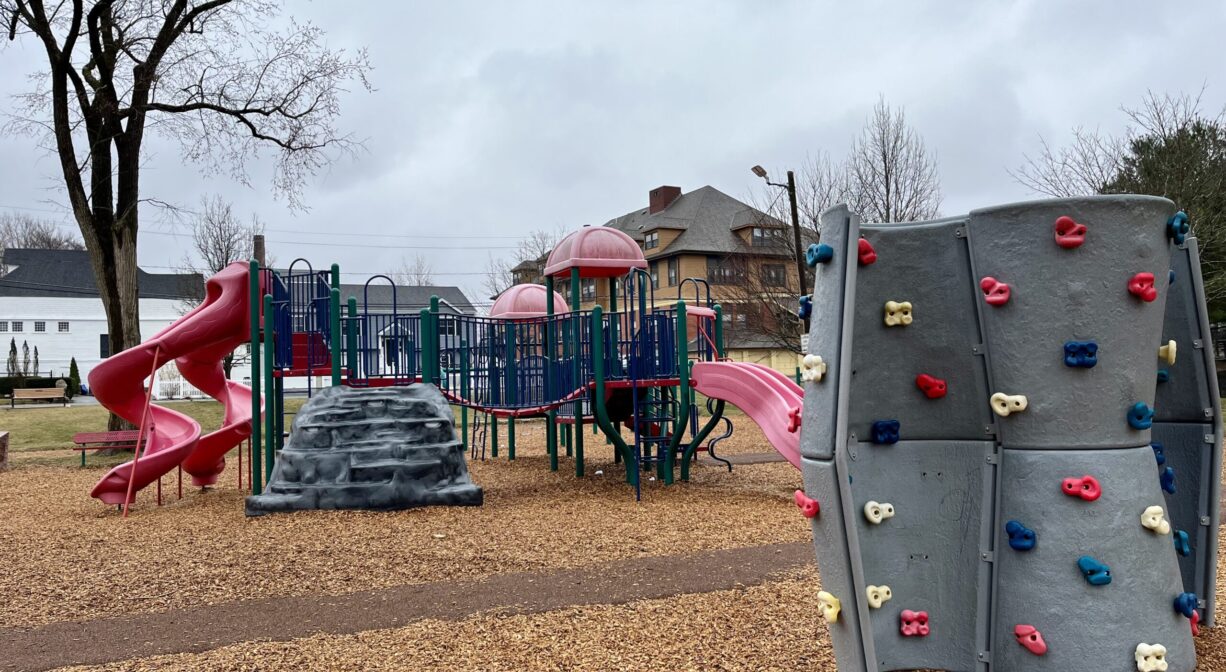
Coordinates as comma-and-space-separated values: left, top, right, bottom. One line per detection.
246, 385, 482, 516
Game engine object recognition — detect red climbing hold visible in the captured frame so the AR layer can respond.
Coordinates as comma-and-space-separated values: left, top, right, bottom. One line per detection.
1128, 272, 1158, 302
787, 406, 802, 433
1014, 625, 1048, 655
794, 490, 820, 518
1192, 609, 1201, 637
980, 277, 1011, 306
900, 610, 930, 637
858, 238, 877, 266
915, 374, 948, 399
1061, 474, 1102, 502
1054, 216, 1087, 249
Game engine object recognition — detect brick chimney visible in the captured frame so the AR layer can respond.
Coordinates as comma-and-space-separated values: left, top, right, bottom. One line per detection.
648, 186, 682, 214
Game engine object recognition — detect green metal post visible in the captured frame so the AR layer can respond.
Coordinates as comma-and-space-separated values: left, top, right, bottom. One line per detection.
330, 265, 342, 386
714, 304, 724, 356
346, 297, 358, 380
508, 417, 516, 460
419, 308, 431, 384
460, 339, 469, 452
664, 301, 690, 485
570, 267, 583, 476
545, 276, 558, 471
430, 296, 440, 386
590, 306, 636, 484
608, 277, 619, 375
491, 414, 498, 457
249, 261, 262, 495
263, 293, 275, 481
274, 376, 285, 450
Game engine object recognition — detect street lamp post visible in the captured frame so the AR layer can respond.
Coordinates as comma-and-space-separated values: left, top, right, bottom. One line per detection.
752, 165, 809, 332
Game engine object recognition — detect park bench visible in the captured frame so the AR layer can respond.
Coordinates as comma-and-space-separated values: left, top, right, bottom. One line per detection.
10, 388, 68, 407
71, 430, 145, 467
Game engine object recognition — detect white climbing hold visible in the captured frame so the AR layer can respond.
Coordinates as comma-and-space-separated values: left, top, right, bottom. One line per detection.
883, 300, 913, 327
865, 584, 893, 609
863, 500, 896, 525
1135, 643, 1169, 671
1159, 340, 1177, 365
990, 392, 1028, 418
1141, 505, 1171, 535
817, 590, 842, 624
801, 354, 827, 382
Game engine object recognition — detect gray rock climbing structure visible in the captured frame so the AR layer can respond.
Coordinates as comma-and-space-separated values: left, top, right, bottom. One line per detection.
798, 196, 1220, 671
246, 384, 482, 516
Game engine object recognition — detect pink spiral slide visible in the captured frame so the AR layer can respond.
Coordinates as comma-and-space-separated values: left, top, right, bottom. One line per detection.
690, 360, 803, 469
89, 262, 255, 504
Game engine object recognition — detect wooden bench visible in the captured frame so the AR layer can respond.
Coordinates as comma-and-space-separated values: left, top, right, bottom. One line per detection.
72, 430, 145, 467
11, 388, 68, 407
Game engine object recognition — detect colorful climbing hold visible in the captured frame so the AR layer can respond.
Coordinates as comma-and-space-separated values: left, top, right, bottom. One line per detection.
980, 276, 1011, 306
990, 392, 1028, 418
1159, 340, 1177, 365
1160, 467, 1176, 494
806, 243, 834, 267
800, 354, 827, 382
794, 490, 820, 518
1141, 505, 1172, 535
1054, 215, 1087, 249
1174, 592, 1199, 619
914, 374, 947, 399
1152, 442, 1166, 465
1077, 555, 1112, 586
1168, 210, 1190, 245
798, 295, 812, 320
863, 500, 896, 525
865, 584, 892, 609
1191, 610, 1202, 637
1128, 272, 1158, 302
883, 300, 913, 327
1157, 369, 1170, 383
1174, 530, 1192, 557
1128, 401, 1155, 430
858, 238, 877, 266
899, 610, 930, 637
871, 419, 900, 445
1005, 520, 1037, 551
787, 406, 803, 433
817, 590, 841, 624
1064, 340, 1098, 368
1136, 643, 1168, 672
1170, 269, 1176, 286
1014, 624, 1048, 656
1062, 474, 1102, 502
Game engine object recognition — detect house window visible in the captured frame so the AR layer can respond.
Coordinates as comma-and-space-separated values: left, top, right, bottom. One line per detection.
58, 321, 69, 333
581, 278, 596, 301
762, 264, 787, 287
0, 322, 7, 332
650, 262, 659, 289
667, 257, 678, 286
706, 256, 746, 285
752, 227, 785, 246
11, 321, 22, 332
438, 318, 457, 337
34, 321, 45, 333
99, 333, 110, 358
644, 232, 659, 250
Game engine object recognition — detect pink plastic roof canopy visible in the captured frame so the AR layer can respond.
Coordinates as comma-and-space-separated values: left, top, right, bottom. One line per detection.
543, 227, 648, 278
489, 284, 570, 319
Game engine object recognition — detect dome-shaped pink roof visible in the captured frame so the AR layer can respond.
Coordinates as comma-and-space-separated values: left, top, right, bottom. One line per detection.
489, 284, 570, 319
543, 226, 648, 278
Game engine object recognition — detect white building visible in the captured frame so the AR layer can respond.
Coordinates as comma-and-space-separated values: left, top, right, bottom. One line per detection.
0, 248, 204, 392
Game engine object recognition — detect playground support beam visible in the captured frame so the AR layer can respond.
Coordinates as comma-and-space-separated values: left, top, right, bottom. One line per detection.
346, 297, 358, 382
663, 300, 690, 485
263, 293, 275, 481
681, 305, 724, 481
330, 263, 341, 386
570, 267, 584, 477
545, 276, 558, 471
430, 296, 440, 386
590, 306, 636, 484
249, 261, 262, 495
460, 339, 469, 453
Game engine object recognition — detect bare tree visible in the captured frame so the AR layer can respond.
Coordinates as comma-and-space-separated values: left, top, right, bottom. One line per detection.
484, 227, 567, 298
4, 1, 371, 429
1011, 129, 1126, 197
0, 212, 85, 251
395, 253, 435, 286
846, 97, 943, 222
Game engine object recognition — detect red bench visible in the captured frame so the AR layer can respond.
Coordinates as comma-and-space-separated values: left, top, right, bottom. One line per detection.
71, 430, 145, 467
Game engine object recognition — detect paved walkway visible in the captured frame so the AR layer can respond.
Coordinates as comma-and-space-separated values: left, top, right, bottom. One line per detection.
0, 542, 813, 672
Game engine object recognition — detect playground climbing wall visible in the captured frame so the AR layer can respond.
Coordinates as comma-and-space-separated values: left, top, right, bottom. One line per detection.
798, 196, 1221, 671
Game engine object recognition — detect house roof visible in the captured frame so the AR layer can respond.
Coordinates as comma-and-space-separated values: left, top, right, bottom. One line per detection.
602, 186, 790, 257
339, 283, 477, 315
0, 248, 204, 300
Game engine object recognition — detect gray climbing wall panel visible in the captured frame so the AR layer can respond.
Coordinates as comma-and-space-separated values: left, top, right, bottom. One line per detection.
850, 219, 993, 442
1153, 422, 1217, 606
992, 447, 1193, 671
1155, 242, 1215, 423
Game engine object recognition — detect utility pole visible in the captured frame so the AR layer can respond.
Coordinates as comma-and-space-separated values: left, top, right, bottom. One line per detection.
752, 165, 810, 332
253, 234, 266, 268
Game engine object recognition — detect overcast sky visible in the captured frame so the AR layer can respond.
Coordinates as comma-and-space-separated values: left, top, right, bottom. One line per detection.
1, 1, 1223, 307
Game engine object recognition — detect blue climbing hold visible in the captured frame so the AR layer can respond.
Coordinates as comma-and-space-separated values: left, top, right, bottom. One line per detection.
1157, 369, 1170, 383
1174, 592, 1199, 618
1152, 442, 1166, 466
1169, 269, 1176, 286
798, 295, 812, 320
1127, 401, 1154, 430
806, 243, 834, 267
1063, 340, 1098, 368
1161, 466, 1176, 494
871, 420, 900, 445
1168, 211, 1190, 245
1175, 530, 1192, 556
1077, 556, 1112, 586
1005, 520, 1036, 551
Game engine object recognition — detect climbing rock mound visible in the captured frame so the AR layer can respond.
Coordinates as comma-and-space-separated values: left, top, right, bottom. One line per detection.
246, 385, 482, 516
